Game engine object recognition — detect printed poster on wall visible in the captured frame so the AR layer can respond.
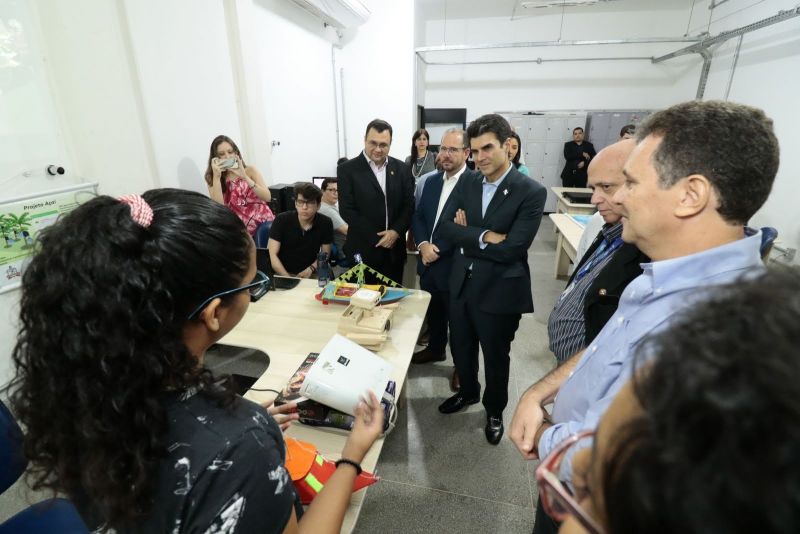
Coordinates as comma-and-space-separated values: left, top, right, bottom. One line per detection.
0, 183, 97, 293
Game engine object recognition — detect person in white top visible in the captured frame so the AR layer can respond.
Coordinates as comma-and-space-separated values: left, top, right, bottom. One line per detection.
318, 178, 348, 262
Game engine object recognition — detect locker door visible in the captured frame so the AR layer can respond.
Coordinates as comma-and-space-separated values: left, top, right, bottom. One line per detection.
546, 117, 567, 141
509, 116, 526, 134
529, 117, 548, 141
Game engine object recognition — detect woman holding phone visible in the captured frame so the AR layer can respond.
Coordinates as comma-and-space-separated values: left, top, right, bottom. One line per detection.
7, 188, 384, 533
205, 135, 274, 237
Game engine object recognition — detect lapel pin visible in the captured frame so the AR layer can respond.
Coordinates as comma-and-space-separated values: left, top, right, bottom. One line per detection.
390, 170, 395, 175
503, 189, 508, 196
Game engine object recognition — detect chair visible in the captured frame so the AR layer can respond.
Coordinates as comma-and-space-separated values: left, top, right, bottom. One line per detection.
760, 226, 778, 262
0, 401, 88, 533
329, 243, 350, 269
254, 220, 273, 248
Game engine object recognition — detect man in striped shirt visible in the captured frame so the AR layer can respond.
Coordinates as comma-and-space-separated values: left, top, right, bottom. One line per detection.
546, 139, 648, 363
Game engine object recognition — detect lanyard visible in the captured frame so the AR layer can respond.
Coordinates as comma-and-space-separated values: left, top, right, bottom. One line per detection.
574, 237, 623, 284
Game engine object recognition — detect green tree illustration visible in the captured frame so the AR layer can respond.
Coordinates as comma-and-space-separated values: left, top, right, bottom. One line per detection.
6, 213, 32, 241
0, 215, 12, 248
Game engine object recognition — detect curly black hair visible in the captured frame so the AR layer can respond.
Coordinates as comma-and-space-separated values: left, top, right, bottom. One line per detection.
5, 188, 252, 528
602, 267, 800, 534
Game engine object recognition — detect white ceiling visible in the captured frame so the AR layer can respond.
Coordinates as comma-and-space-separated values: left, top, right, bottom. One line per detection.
416, 0, 699, 23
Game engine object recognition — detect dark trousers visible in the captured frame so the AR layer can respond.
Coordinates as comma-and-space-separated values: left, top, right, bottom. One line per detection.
533, 496, 560, 534
419, 275, 449, 353
449, 276, 521, 416
355, 247, 405, 286
562, 173, 587, 189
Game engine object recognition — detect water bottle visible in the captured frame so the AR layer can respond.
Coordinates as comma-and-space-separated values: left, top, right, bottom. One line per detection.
317, 250, 331, 287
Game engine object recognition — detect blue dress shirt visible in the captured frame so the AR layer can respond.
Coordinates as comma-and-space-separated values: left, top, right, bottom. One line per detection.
477, 164, 512, 249
539, 228, 764, 479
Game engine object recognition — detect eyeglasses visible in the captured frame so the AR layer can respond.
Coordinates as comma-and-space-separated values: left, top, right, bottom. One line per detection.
187, 270, 270, 320
295, 199, 318, 208
535, 430, 603, 534
440, 146, 467, 155
367, 140, 390, 151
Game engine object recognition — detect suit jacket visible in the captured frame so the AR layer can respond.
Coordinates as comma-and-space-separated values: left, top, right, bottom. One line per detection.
438, 167, 547, 315
560, 141, 596, 180
567, 232, 649, 343
337, 153, 415, 266
411, 168, 479, 291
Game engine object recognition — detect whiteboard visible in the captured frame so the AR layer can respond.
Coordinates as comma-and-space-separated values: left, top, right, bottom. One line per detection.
0, 0, 71, 190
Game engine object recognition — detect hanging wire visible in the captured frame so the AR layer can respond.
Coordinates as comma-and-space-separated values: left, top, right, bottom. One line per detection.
558, 0, 567, 41
685, 0, 697, 36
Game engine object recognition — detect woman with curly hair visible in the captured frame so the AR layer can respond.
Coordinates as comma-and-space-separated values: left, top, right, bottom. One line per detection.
6, 188, 383, 533
205, 135, 274, 237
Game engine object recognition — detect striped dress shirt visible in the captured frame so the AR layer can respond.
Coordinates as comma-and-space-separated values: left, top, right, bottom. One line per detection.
547, 222, 624, 362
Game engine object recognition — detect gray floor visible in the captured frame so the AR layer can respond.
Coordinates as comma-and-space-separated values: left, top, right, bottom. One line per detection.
0, 218, 564, 532
353, 216, 561, 534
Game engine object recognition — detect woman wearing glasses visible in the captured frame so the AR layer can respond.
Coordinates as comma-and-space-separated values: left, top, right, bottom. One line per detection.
405, 128, 438, 182
6, 189, 383, 533
536, 268, 800, 534
205, 134, 274, 239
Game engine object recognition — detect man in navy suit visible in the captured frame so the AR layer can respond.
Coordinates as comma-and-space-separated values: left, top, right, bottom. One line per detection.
410, 129, 477, 388
338, 119, 415, 284
437, 114, 547, 445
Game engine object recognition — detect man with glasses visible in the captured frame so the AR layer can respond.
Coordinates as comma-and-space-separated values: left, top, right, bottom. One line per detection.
547, 139, 648, 364
410, 129, 477, 389
338, 119, 415, 284
510, 100, 779, 534
268, 182, 333, 278
318, 178, 348, 264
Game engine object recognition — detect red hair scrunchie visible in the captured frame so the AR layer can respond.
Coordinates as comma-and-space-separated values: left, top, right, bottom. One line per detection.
117, 194, 154, 228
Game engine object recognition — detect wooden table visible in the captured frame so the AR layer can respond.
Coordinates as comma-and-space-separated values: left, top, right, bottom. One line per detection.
550, 213, 586, 279
551, 187, 596, 215
219, 279, 430, 533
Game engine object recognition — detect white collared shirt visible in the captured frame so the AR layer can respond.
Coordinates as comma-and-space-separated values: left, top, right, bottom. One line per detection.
364, 151, 388, 194
363, 151, 389, 229
431, 164, 467, 238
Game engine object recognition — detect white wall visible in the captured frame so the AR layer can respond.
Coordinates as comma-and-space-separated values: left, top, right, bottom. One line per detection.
677, 0, 800, 259
122, 0, 243, 194
338, 0, 416, 161
422, 1, 701, 119
252, 0, 340, 182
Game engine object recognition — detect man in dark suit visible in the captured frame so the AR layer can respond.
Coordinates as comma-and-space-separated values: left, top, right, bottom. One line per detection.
548, 139, 649, 365
338, 119, 415, 284
410, 128, 477, 390
560, 127, 596, 188
436, 114, 547, 445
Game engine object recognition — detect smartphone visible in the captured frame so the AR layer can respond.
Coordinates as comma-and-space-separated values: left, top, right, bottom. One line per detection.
219, 158, 239, 170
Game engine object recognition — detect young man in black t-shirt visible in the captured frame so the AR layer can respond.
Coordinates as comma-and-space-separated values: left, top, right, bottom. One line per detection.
268, 182, 333, 277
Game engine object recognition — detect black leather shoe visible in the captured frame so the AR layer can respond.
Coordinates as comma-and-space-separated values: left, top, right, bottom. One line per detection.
438, 393, 479, 414
411, 347, 446, 364
485, 415, 504, 445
